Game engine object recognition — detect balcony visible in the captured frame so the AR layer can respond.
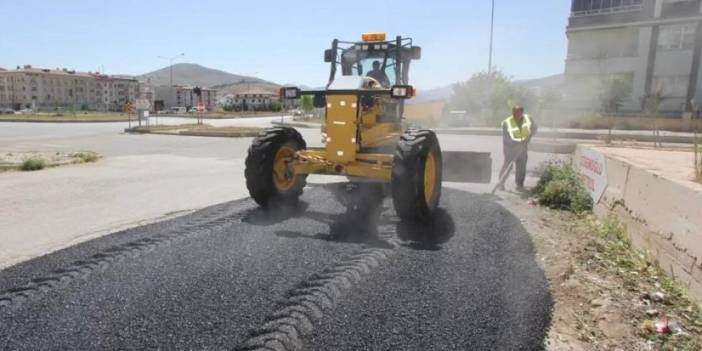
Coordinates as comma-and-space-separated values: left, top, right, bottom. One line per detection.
569, 0, 650, 28
572, 2, 644, 18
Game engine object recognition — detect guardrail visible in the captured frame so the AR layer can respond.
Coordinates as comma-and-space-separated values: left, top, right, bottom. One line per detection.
571, 4, 643, 17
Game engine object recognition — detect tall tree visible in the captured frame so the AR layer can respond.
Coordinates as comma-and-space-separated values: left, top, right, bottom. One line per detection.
599, 75, 631, 143
449, 70, 535, 126
300, 95, 314, 113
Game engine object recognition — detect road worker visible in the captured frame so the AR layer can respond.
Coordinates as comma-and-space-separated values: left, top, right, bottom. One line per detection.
497, 106, 538, 192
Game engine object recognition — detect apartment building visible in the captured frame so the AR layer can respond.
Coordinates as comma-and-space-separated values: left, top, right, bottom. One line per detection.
0, 65, 139, 111
566, 0, 702, 113
154, 86, 217, 111
224, 89, 279, 110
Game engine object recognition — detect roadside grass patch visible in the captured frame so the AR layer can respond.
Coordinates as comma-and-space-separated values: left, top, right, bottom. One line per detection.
20, 158, 46, 171
125, 124, 262, 137
193, 126, 262, 134
579, 215, 702, 349
71, 151, 100, 163
1, 151, 101, 173
0, 112, 131, 122
126, 123, 208, 133
533, 161, 593, 213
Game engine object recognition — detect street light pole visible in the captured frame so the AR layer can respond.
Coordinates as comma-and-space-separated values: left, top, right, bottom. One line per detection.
488, 0, 495, 75
158, 53, 185, 109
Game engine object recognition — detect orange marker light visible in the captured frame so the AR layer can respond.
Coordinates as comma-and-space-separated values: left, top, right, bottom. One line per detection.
362, 32, 386, 42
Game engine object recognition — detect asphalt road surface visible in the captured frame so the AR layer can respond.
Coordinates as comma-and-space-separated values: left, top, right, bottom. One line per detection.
0, 117, 564, 269
0, 185, 552, 350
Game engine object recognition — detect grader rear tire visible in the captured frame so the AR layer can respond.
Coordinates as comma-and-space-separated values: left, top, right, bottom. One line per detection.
391, 129, 443, 222
245, 127, 307, 207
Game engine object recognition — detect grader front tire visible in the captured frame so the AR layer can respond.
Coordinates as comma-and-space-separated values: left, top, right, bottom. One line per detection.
244, 127, 307, 207
391, 129, 443, 222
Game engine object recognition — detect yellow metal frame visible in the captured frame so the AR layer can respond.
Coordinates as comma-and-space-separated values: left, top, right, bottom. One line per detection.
292, 149, 393, 181
286, 93, 403, 182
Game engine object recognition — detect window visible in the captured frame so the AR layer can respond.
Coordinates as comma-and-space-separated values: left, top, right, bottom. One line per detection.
658, 23, 696, 50
572, 0, 644, 16
342, 56, 397, 87
652, 75, 689, 96
569, 27, 639, 59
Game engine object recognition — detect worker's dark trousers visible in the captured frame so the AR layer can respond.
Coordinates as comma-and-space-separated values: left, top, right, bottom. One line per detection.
503, 144, 528, 187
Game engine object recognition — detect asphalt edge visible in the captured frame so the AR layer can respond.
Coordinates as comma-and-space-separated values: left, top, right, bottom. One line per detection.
0, 204, 243, 311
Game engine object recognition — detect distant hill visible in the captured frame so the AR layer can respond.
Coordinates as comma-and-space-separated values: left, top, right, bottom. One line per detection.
412, 85, 454, 104
139, 63, 278, 90
211, 81, 281, 96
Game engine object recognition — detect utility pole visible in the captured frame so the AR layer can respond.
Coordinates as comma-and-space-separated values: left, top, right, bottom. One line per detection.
247, 71, 259, 113
158, 53, 185, 108
488, 0, 495, 75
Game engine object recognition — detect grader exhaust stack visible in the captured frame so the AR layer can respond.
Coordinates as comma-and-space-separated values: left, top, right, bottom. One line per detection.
244, 33, 491, 228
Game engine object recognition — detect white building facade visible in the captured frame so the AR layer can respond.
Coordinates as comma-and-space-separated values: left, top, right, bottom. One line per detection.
566, 0, 702, 113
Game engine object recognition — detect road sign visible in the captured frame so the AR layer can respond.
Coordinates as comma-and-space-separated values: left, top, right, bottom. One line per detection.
577, 148, 608, 203
136, 99, 151, 110
124, 101, 134, 113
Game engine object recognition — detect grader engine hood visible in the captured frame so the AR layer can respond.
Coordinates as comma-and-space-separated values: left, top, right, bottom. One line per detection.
325, 94, 359, 163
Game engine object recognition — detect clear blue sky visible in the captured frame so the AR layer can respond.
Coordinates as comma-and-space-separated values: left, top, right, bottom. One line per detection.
0, 0, 570, 90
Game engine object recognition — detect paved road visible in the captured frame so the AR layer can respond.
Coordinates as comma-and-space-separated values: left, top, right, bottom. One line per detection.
0, 185, 552, 350
0, 118, 564, 269
0, 116, 291, 147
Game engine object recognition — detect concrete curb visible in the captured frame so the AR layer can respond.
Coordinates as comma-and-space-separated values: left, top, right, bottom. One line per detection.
177, 130, 260, 138
271, 121, 321, 129
436, 128, 697, 144
123, 128, 260, 138
575, 145, 702, 301
156, 113, 285, 120
1, 118, 131, 123
529, 141, 576, 154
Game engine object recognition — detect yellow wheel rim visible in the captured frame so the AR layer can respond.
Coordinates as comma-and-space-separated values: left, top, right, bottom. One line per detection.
424, 151, 437, 205
273, 145, 296, 191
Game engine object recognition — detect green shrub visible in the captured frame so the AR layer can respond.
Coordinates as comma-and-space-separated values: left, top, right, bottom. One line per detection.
533, 161, 593, 213
269, 101, 282, 112
73, 152, 99, 163
20, 158, 46, 171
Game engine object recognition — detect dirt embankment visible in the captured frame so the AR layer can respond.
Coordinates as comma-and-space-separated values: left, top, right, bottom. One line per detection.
502, 193, 702, 350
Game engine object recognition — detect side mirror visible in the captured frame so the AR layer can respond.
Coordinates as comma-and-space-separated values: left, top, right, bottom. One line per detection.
279, 87, 300, 100
324, 49, 334, 63
313, 93, 326, 108
390, 85, 415, 99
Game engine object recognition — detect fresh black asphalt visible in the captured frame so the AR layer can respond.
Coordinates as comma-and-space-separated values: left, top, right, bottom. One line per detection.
0, 185, 552, 350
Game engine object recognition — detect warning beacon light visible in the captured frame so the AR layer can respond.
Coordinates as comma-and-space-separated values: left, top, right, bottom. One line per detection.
362, 32, 386, 42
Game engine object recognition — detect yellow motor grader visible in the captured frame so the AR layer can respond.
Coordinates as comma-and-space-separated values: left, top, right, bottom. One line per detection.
245, 33, 490, 222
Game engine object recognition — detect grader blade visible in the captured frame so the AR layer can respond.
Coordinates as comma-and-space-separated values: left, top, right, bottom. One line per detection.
441, 151, 492, 184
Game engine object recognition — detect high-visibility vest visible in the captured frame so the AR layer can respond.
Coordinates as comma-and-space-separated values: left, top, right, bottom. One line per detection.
502, 114, 532, 142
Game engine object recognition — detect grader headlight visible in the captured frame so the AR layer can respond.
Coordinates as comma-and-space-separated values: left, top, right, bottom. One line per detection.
391, 85, 416, 99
